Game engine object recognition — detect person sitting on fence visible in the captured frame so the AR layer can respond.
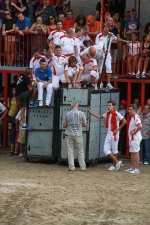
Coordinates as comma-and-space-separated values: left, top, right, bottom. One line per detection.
64, 56, 80, 89
77, 54, 99, 90
136, 33, 150, 78
29, 16, 47, 51
49, 45, 67, 89
29, 48, 46, 82
16, 68, 37, 129
126, 32, 140, 76
47, 19, 66, 46
35, 59, 53, 106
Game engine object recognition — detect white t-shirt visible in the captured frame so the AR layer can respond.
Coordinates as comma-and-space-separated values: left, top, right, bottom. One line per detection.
119, 109, 126, 117
128, 114, 142, 141
15, 109, 27, 124
58, 36, 76, 56
80, 59, 97, 74
29, 55, 46, 80
48, 30, 66, 45
80, 34, 90, 42
127, 42, 140, 56
0, 103, 6, 112
80, 41, 104, 60
102, 111, 124, 136
95, 32, 117, 52
64, 64, 79, 76
51, 54, 67, 76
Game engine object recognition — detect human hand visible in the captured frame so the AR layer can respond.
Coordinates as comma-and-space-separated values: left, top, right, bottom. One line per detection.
113, 129, 119, 134
43, 5, 47, 10
67, 80, 71, 84
88, 106, 93, 114
82, 69, 88, 75
19, 30, 24, 36
43, 83, 47, 88
130, 130, 135, 135
2, 31, 6, 36
11, 2, 15, 6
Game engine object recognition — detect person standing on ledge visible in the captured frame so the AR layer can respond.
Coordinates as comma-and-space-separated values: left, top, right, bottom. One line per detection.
88, 100, 127, 171
63, 101, 87, 172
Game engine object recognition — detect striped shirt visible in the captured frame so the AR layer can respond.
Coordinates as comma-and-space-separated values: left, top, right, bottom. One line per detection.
140, 112, 150, 139
64, 108, 86, 136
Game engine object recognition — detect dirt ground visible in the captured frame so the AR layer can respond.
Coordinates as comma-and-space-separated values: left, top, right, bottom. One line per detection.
0, 153, 150, 225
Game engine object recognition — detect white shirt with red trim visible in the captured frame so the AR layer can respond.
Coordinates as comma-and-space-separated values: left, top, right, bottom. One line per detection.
58, 36, 76, 56
80, 59, 97, 74
64, 64, 79, 75
127, 42, 140, 56
95, 32, 117, 51
128, 114, 142, 141
48, 30, 66, 45
51, 54, 67, 76
29, 55, 46, 80
81, 34, 90, 42
102, 111, 124, 137
80, 41, 104, 60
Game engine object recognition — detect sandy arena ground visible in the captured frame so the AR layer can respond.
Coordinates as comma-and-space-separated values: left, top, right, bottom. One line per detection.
0, 153, 150, 225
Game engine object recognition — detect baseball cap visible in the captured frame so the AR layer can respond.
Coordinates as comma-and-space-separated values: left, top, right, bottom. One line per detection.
120, 100, 127, 105
86, 15, 94, 25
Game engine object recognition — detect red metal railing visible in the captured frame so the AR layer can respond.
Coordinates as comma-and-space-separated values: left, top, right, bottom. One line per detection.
63, 1, 70, 12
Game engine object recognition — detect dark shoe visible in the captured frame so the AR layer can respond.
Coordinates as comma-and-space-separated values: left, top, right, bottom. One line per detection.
88, 84, 95, 89
10, 152, 14, 156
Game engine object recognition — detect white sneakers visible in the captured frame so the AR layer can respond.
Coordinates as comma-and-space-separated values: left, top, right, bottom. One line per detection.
107, 165, 116, 171
99, 83, 114, 89
99, 83, 104, 88
116, 161, 122, 171
39, 100, 43, 106
129, 169, 140, 174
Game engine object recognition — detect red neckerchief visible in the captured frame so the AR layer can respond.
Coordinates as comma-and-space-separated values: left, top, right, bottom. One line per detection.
106, 110, 117, 141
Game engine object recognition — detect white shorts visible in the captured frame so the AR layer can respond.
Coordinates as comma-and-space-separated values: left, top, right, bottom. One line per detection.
103, 134, 119, 155
129, 139, 141, 153
80, 70, 99, 83
100, 53, 112, 74
111, 49, 118, 63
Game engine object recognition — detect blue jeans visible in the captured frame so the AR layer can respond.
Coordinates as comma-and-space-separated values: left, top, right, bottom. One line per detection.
139, 138, 150, 163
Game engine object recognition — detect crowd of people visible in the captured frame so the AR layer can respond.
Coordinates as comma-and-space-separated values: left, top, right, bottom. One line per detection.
0, 0, 150, 169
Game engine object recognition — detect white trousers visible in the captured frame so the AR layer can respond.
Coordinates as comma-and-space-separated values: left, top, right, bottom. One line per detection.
80, 70, 99, 83
52, 75, 67, 90
100, 53, 112, 74
37, 82, 53, 105
67, 136, 86, 171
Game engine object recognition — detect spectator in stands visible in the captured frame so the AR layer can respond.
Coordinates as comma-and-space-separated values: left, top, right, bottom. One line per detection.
29, 16, 47, 51
78, 54, 99, 90
35, 59, 53, 106
16, 68, 37, 129
0, 102, 8, 148
0, 0, 15, 22
28, 0, 39, 23
81, 26, 94, 46
73, 14, 86, 29
11, 0, 29, 18
47, 14, 57, 33
47, 19, 65, 47
120, 11, 130, 38
74, 27, 85, 63
54, 0, 63, 16
48, 44, 67, 89
143, 22, 150, 35
58, 28, 78, 61
10, 75, 18, 89
136, 34, 150, 79
43, 46, 52, 68
63, 9, 76, 30
58, 11, 66, 24
124, 9, 141, 41
2, 9, 16, 66
7, 87, 17, 148
146, 98, 150, 106
64, 56, 79, 88
86, 15, 100, 34
139, 104, 150, 165
95, 25, 128, 89
35, 0, 57, 25
133, 97, 141, 115
0, 19, 2, 30
126, 32, 140, 76
119, 99, 127, 117
95, 0, 101, 21
29, 48, 46, 82
111, 11, 121, 34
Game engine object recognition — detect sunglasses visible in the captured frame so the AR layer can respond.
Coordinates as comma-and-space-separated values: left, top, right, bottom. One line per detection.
49, 17, 54, 20
5, 13, 10, 16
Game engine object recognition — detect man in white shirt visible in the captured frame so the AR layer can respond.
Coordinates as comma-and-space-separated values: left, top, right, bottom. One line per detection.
126, 104, 142, 174
0, 103, 8, 123
88, 100, 127, 171
29, 48, 46, 81
49, 45, 68, 89
95, 25, 128, 89
47, 19, 66, 46
58, 28, 78, 61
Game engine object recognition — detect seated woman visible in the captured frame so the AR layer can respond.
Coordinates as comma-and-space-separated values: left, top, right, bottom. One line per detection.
2, 10, 16, 66
47, 14, 57, 34
29, 16, 47, 51
73, 14, 86, 29
11, 0, 29, 18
